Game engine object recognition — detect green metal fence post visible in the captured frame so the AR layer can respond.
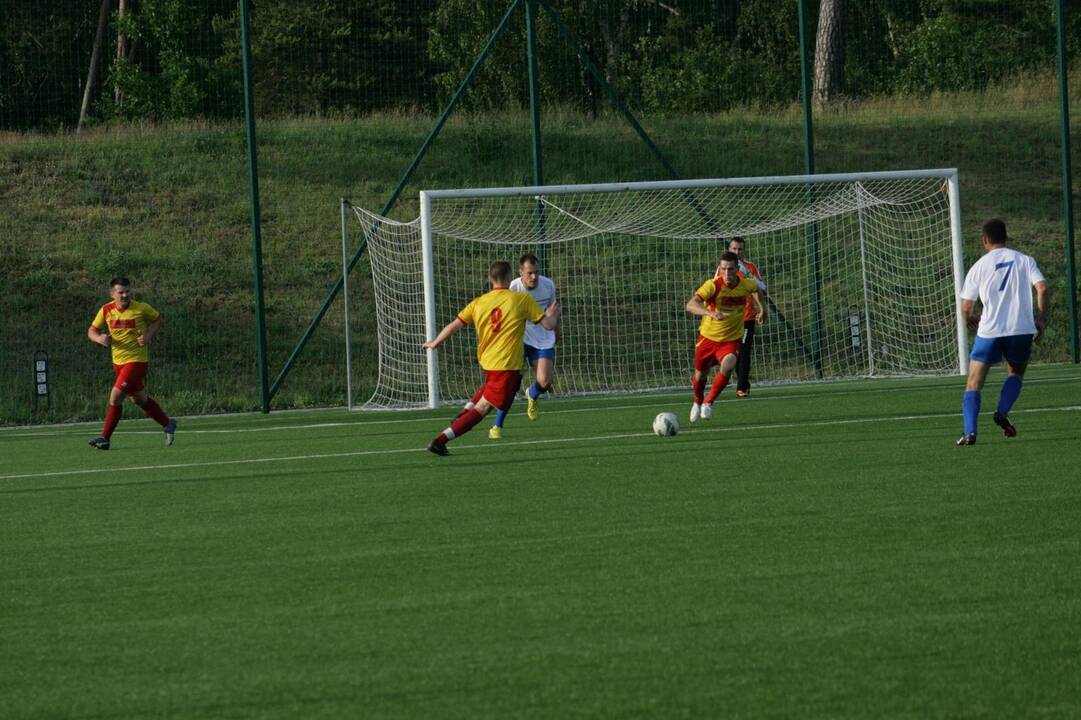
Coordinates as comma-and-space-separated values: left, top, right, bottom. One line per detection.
239, 0, 270, 412
1057, 0, 1080, 363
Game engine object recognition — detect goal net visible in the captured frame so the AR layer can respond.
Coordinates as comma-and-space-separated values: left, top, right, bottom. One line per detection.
347, 170, 964, 409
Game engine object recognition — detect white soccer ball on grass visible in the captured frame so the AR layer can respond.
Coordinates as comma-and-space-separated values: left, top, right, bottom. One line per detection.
652, 412, 679, 437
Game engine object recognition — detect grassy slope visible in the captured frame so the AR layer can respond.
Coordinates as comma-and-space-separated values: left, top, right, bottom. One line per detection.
1, 79, 1079, 423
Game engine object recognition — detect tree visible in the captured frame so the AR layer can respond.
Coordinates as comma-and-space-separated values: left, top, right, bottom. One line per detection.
813, 0, 846, 107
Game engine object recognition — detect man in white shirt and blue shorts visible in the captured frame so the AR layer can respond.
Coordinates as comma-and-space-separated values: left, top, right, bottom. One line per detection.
490, 253, 558, 439
957, 218, 1048, 446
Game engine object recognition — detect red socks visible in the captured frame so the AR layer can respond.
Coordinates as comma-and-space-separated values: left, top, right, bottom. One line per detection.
102, 404, 122, 439
437, 409, 483, 444
705, 372, 729, 404
141, 398, 170, 427
692, 376, 707, 404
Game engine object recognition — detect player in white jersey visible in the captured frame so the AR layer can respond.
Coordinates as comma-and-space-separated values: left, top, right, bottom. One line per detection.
956, 218, 1048, 446
490, 253, 558, 438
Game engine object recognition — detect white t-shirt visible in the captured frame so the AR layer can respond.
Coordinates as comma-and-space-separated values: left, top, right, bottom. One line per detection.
961, 246, 1045, 338
510, 275, 557, 349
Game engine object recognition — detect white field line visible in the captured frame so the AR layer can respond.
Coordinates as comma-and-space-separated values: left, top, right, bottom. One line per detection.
5, 373, 1081, 439
1, 404, 1078, 483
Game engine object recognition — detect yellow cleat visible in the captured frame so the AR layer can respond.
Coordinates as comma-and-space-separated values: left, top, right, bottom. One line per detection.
526, 397, 539, 420
488, 426, 502, 440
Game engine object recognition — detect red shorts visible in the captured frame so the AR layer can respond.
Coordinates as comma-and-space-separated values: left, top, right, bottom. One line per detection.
479, 370, 522, 411
694, 336, 741, 372
113, 362, 148, 393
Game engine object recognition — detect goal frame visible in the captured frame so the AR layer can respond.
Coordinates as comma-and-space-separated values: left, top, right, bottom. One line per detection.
406, 169, 966, 409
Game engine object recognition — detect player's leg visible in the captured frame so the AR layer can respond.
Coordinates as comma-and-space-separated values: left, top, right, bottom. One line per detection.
993, 335, 1034, 437
735, 321, 755, 397
431, 372, 520, 455
690, 336, 714, 422
90, 365, 128, 449
526, 351, 554, 421
457, 386, 486, 420
959, 336, 999, 445
703, 343, 740, 416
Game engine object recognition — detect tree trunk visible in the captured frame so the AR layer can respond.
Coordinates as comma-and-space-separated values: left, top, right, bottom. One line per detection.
78, 0, 112, 133
115, 0, 127, 106
813, 0, 846, 108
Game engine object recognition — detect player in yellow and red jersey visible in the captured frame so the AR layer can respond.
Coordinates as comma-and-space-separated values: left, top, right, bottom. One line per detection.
422, 260, 560, 456
715, 236, 767, 397
686, 251, 766, 422
86, 277, 176, 450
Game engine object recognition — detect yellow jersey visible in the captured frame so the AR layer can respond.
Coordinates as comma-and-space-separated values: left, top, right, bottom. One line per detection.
694, 276, 758, 342
457, 288, 546, 371
91, 300, 161, 365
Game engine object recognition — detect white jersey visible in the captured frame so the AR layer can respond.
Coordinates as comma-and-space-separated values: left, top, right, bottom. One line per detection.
510, 275, 557, 350
961, 246, 1045, 338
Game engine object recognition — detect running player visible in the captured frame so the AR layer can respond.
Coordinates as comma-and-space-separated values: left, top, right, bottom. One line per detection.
717, 237, 767, 397
957, 218, 1048, 445
87, 277, 177, 449
489, 253, 558, 439
423, 261, 560, 456
686, 251, 766, 422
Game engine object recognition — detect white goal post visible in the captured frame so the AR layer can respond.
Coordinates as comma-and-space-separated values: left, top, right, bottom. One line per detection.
347, 169, 965, 410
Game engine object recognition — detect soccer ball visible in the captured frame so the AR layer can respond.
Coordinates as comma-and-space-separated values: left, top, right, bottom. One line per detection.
652, 412, 679, 437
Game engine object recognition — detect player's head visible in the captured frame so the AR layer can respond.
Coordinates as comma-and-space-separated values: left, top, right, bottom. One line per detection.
717, 251, 740, 285
109, 276, 132, 309
519, 253, 540, 289
489, 261, 512, 288
981, 219, 1008, 247
726, 237, 746, 259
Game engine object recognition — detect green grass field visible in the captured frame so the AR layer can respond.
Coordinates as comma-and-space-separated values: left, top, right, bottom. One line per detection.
3, 366, 1080, 718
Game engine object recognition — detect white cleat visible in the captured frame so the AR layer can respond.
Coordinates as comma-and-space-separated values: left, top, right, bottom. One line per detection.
700, 403, 712, 420
689, 403, 701, 423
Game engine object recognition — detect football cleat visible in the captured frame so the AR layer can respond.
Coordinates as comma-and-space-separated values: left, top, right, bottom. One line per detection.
700, 403, 713, 420
488, 426, 502, 440
736, 390, 750, 398
689, 403, 701, 423
993, 411, 1017, 438
88, 436, 110, 450
428, 439, 449, 456
163, 418, 177, 446
955, 433, 977, 446
527, 397, 539, 421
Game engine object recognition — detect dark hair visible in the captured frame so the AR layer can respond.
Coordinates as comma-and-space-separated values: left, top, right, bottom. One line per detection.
110, 276, 131, 288
718, 251, 739, 265
727, 237, 746, 248
982, 218, 1008, 245
519, 253, 539, 267
489, 261, 512, 284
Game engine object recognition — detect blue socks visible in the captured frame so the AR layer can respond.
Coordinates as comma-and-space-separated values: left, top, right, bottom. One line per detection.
528, 382, 541, 401
962, 390, 981, 436
493, 408, 507, 428
997, 375, 1022, 415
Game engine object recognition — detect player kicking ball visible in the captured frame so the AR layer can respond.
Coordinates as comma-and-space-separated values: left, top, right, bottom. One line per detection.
489, 253, 558, 439
422, 261, 560, 456
685, 251, 765, 422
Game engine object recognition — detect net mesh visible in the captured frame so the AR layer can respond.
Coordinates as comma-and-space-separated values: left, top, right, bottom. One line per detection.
351, 173, 960, 409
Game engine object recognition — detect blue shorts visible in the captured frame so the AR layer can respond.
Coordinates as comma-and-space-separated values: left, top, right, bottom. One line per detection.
524, 345, 556, 364
970, 334, 1034, 365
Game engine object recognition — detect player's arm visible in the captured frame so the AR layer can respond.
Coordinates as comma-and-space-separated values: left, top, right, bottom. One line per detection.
421, 318, 466, 350
88, 324, 110, 348
539, 300, 560, 331
1034, 280, 1049, 341
751, 289, 767, 324
686, 294, 727, 320
960, 298, 979, 332
139, 316, 162, 347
